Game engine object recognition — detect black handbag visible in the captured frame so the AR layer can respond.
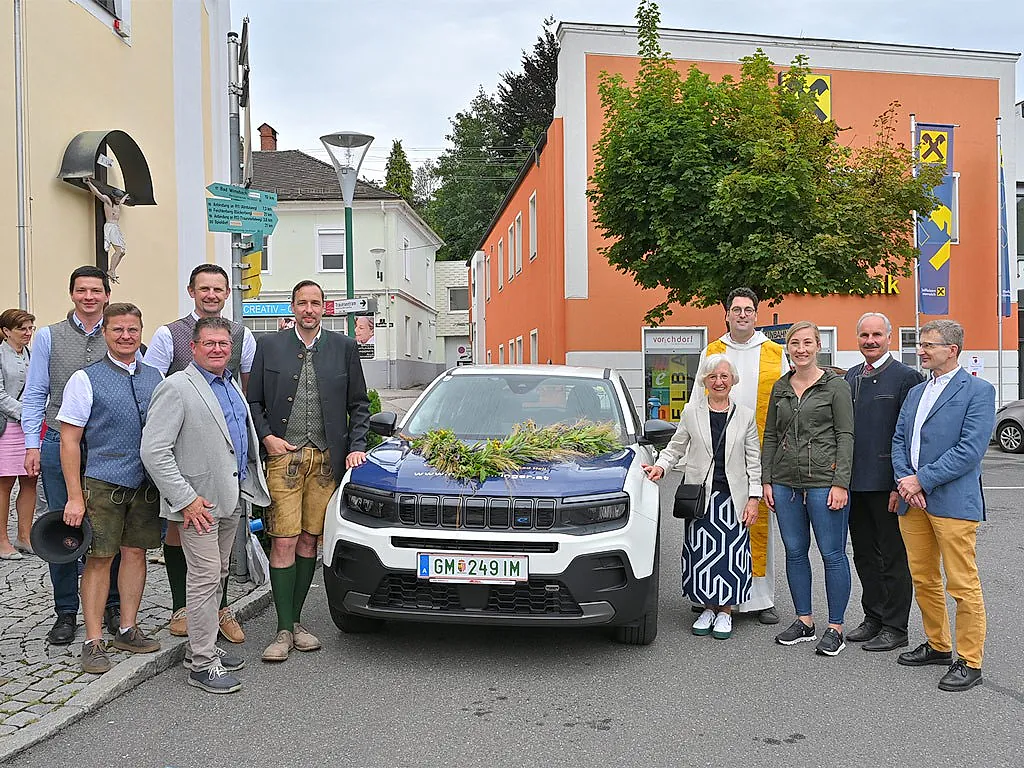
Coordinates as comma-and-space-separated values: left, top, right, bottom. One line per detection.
673, 406, 734, 520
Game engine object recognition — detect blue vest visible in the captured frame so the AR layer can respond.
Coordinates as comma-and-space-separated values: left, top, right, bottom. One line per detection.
83, 358, 162, 489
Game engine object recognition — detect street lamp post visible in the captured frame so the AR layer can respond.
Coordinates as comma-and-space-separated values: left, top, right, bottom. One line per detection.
320, 131, 374, 336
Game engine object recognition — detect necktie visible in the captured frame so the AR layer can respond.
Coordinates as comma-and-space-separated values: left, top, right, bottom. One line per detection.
864, 363, 874, 374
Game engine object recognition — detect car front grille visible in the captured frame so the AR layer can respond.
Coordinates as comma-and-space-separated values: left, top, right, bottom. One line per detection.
368, 574, 582, 616
397, 494, 556, 531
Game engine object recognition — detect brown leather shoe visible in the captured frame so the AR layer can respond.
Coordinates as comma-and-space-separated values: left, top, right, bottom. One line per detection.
80, 640, 111, 674
169, 608, 188, 637
292, 623, 321, 652
261, 630, 293, 662
218, 607, 245, 644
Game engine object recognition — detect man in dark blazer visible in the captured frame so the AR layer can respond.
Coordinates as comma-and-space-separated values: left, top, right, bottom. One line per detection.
247, 280, 370, 664
844, 313, 923, 652
892, 319, 995, 692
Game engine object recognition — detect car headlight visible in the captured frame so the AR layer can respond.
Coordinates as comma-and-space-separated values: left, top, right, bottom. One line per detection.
343, 484, 395, 520
561, 494, 629, 526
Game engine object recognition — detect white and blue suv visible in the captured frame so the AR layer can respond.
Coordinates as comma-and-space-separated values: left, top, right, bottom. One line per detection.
321, 365, 675, 645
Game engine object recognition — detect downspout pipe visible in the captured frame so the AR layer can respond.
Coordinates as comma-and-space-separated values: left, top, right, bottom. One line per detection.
14, 0, 29, 309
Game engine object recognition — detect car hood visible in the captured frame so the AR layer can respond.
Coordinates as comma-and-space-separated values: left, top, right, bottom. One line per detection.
350, 440, 635, 497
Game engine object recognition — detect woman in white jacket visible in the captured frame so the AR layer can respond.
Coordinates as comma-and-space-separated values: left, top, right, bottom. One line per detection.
642, 354, 763, 639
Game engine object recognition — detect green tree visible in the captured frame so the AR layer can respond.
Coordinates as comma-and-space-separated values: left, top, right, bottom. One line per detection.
384, 139, 414, 202
425, 19, 559, 261
412, 158, 438, 212
587, 0, 943, 324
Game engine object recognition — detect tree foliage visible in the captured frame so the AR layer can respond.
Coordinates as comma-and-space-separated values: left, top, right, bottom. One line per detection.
424, 19, 559, 261
384, 139, 414, 203
587, 0, 943, 324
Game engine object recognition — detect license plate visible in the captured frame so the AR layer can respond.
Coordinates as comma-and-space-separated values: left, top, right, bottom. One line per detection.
417, 552, 529, 584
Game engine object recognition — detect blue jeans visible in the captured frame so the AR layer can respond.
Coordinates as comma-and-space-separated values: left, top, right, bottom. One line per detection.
773, 484, 851, 625
40, 430, 120, 616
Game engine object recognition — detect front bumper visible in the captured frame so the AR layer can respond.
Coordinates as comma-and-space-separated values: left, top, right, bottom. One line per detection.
323, 540, 653, 627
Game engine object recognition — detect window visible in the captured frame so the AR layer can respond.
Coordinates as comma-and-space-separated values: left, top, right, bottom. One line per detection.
507, 224, 515, 280
317, 229, 345, 272
404, 316, 412, 357
528, 193, 538, 261
426, 259, 433, 295
260, 234, 271, 273
486, 350, 492, 364
815, 327, 835, 368
508, 340, 515, 364
530, 329, 538, 363
515, 336, 523, 364
93, 0, 119, 17
485, 256, 491, 301
514, 214, 523, 274
448, 287, 469, 312
498, 345, 504, 365
403, 238, 411, 281
497, 240, 504, 290
900, 327, 919, 367
416, 321, 423, 359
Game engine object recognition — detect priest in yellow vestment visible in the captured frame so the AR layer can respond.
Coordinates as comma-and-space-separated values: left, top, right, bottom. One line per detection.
689, 288, 788, 623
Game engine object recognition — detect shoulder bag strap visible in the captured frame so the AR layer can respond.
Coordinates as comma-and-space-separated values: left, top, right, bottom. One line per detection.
699, 405, 735, 486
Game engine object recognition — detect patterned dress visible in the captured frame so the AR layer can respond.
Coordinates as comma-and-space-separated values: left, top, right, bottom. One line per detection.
680, 410, 752, 607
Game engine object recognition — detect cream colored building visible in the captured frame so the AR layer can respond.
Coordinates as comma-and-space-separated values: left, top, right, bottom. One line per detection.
1, 0, 232, 331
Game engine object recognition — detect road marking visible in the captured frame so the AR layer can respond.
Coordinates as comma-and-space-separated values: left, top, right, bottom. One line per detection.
982, 486, 1024, 490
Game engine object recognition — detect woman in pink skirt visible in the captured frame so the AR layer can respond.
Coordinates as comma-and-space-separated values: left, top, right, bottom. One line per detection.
0, 308, 36, 559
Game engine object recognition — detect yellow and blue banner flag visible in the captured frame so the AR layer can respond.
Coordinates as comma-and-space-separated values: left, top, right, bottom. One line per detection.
916, 123, 955, 315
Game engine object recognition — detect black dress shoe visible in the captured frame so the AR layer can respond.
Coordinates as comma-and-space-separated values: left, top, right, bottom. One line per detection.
47, 613, 77, 645
897, 641, 953, 667
846, 620, 882, 643
863, 628, 909, 652
104, 606, 121, 636
938, 659, 983, 692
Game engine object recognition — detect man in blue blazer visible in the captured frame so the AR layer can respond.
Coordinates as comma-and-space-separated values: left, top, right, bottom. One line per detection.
891, 319, 995, 692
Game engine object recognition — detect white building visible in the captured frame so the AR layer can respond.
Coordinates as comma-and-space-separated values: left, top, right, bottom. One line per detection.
250, 125, 445, 388
433, 260, 472, 368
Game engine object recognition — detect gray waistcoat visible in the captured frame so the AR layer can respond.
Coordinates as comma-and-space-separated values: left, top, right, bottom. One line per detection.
166, 315, 245, 375
284, 346, 328, 451
46, 319, 106, 430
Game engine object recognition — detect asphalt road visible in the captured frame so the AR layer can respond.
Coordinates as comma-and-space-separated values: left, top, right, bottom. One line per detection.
6, 449, 1022, 768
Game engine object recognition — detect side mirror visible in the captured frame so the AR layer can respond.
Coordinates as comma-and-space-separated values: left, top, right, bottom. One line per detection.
369, 411, 398, 437
642, 418, 676, 450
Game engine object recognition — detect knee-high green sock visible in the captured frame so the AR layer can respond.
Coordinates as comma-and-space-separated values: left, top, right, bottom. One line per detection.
163, 544, 188, 612
220, 577, 229, 610
270, 565, 296, 633
293, 555, 317, 624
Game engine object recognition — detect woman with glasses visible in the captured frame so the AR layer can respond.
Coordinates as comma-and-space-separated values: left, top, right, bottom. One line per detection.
762, 321, 855, 657
643, 354, 763, 640
0, 309, 38, 559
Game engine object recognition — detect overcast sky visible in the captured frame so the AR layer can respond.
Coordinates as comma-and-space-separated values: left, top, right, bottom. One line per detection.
234, 0, 1023, 180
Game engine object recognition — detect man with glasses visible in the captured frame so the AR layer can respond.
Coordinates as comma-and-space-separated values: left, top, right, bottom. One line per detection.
57, 303, 163, 673
892, 319, 995, 692
689, 287, 788, 624
142, 318, 270, 693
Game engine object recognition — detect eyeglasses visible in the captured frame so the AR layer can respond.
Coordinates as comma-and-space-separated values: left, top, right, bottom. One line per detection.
916, 342, 953, 350
197, 340, 232, 350
729, 307, 756, 316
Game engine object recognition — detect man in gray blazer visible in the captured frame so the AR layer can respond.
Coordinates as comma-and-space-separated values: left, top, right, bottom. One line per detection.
141, 317, 270, 694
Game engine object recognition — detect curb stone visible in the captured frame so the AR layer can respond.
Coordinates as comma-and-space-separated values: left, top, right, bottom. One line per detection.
0, 584, 272, 764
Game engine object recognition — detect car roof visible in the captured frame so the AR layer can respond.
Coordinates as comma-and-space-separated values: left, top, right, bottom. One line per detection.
446, 364, 612, 380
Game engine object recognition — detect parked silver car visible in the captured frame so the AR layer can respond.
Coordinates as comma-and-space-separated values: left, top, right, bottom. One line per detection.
993, 399, 1024, 453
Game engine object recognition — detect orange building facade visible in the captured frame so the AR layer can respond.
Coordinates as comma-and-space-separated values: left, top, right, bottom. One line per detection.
470, 25, 1020, 408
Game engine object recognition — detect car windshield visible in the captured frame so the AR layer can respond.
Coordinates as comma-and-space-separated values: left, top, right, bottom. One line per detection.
404, 373, 629, 441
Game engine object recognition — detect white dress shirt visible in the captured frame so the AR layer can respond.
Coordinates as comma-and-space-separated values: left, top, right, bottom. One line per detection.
57, 354, 141, 427
862, 351, 891, 372
144, 311, 256, 375
910, 366, 961, 470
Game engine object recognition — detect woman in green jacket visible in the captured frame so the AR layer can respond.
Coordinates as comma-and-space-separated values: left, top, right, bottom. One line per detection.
762, 321, 854, 657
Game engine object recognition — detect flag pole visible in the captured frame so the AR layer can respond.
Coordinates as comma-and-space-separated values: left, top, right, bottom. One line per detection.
996, 116, 1005, 407
911, 113, 921, 360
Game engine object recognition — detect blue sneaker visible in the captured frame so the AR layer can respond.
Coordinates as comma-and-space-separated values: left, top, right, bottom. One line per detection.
184, 645, 245, 672
187, 664, 242, 694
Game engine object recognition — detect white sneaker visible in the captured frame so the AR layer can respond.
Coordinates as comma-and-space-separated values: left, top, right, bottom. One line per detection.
692, 608, 716, 636
712, 612, 733, 639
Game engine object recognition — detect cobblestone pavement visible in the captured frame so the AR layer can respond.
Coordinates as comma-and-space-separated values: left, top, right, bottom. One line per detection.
0, 482, 259, 742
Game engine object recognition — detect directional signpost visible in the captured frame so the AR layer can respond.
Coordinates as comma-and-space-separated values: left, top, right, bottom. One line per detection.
206, 182, 278, 305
